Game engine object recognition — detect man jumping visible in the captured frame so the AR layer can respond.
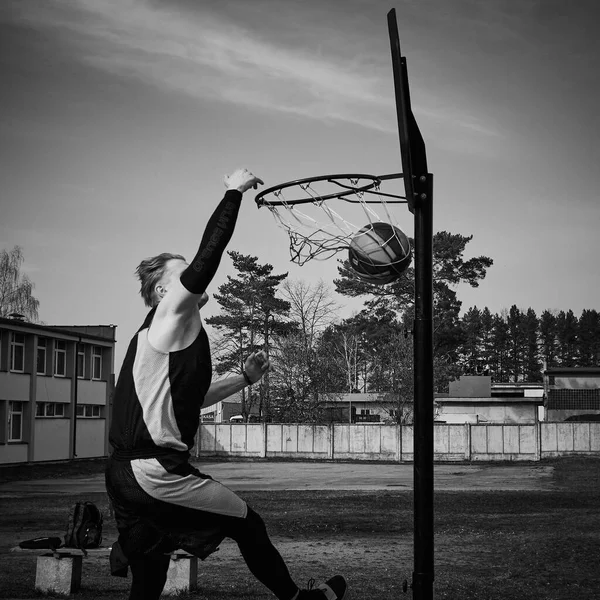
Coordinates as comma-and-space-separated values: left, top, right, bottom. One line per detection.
105, 168, 347, 600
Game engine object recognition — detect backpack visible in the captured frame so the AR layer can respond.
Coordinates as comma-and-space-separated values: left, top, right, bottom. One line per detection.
64, 501, 103, 549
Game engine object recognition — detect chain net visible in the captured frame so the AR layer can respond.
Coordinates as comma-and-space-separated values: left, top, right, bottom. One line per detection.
257, 175, 407, 266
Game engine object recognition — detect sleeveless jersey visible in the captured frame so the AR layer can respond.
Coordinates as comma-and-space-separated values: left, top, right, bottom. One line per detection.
109, 308, 212, 470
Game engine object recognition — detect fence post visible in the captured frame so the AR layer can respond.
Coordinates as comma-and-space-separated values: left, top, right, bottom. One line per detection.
263, 422, 268, 458
330, 423, 335, 460
465, 423, 471, 461
535, 418, 541, 462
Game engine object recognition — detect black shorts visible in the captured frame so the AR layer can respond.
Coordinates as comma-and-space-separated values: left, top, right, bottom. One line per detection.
105, 456, 247, 561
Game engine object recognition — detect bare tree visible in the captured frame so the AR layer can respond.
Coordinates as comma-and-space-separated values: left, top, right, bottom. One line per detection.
281, 279, 339, 353
0, 246, 40, 322
330, 330, 360, 392
267, 279, 341, 420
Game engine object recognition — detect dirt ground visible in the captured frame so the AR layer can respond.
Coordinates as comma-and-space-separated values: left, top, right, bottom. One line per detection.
1, 457, 598, 600
0, 459, 556, 497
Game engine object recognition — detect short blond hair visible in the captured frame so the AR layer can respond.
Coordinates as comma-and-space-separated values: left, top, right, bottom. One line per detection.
135, 253, 185, 307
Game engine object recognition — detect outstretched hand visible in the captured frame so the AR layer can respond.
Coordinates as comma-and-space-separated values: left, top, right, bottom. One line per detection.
224, 168, 264, 193
244, 350, 270, 384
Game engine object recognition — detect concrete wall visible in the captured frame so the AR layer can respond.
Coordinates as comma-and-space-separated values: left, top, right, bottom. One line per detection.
74, 419, 106, 458
540, 422, 600, 457
0, 372, 30, 401
0, 443, 28, 464
196, 422, 600, 462
77, 379, 107, 405
33, 419, 71, 461
35, 377, 71, 403
438, 403, 538, 424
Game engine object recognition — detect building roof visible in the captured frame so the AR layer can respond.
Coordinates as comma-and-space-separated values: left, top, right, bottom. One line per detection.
544, 367, 600, 375
0, 317, 116, 343
438, 396, 544, 405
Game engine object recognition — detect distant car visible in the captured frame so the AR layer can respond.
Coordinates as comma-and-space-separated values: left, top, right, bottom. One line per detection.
229, 415, 262, 423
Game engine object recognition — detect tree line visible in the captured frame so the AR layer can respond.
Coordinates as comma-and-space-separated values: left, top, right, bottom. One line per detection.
3, 239, 599, 423
458, 305, 600, 383
205, 233, 598, 422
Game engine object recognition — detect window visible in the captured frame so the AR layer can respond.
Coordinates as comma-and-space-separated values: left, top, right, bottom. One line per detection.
54, 340, 66, 376
77, 346, 85, 379
10, 333, 25, 372
36, 402, 66, 417
37, 338, 47, 375
76, 404, 102, 418
8, 401, 24, 441
92, 346, 102, 380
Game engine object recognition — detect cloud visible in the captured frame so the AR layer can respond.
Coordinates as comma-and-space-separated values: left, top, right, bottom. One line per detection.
8, 0, 501, 138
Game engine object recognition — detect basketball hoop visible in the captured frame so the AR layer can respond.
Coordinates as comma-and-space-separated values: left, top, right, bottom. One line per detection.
254, 172, 408, 266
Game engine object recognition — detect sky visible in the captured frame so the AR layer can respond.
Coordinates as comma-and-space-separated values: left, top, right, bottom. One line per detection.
1, 0, 599, 370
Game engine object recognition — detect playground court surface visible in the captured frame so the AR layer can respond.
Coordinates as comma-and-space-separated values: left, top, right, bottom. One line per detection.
0, 460, 555, 497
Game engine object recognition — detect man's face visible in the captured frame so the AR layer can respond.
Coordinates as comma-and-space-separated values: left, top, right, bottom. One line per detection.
159, 259, 209, 309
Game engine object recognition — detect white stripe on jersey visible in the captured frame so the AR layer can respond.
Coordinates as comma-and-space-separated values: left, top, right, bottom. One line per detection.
132, 329, 187, 452
131, 458, 247, 518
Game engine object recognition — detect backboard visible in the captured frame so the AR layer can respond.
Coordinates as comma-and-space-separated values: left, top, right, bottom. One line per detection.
387, 8, 428, 214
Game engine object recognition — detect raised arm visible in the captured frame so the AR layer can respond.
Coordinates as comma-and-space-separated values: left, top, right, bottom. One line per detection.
149, 169, 263, 352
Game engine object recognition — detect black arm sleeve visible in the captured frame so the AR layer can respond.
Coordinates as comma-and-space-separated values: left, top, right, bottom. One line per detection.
180, 189, 242, 295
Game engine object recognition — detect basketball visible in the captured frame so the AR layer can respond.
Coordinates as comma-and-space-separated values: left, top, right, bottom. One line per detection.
348, 222, 411, 284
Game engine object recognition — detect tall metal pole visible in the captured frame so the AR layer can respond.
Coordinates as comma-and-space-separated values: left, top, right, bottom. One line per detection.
412, 176, 434, 600
387, 9, 435, 599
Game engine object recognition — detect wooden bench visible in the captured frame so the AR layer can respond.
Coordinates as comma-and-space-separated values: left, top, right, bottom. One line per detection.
11, 546, 198, 596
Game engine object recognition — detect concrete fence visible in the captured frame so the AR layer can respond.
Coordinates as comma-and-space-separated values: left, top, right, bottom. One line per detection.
195, 422, 600, 462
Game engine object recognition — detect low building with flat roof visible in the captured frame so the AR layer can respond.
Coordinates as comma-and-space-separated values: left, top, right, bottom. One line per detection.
544, 367, 600, 421
435, 376, 544, 424
0, 316, 116, 465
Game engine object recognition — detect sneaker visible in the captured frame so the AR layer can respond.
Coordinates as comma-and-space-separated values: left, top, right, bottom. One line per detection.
301, 575, 347, 600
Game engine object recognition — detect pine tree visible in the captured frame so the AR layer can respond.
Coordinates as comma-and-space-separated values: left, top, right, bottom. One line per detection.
556, 310, 578, 366
523, 308, 542, 382
507, 305, 526, 382
459, 306, 483, 375
334, 231, 492, 393
491, 312, 510, 382
479, 307, 495, 375
577, 309, 600, 367
206, 252, 291, 421
539, 310, 558, 369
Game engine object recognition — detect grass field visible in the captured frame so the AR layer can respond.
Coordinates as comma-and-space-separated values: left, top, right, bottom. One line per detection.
1, 457, 599, 600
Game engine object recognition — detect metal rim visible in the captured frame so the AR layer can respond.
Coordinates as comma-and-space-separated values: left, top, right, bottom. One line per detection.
255, 172, 405, 207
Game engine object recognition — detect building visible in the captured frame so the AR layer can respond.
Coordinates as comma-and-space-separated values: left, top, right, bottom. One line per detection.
320, 392, 399, 423
200, 392, 394, 424
199, 376, 559, 426
200, 391, 261, 423
0, 316, 116, 465
435, 376, 544, 424
544, 367, 600, 421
